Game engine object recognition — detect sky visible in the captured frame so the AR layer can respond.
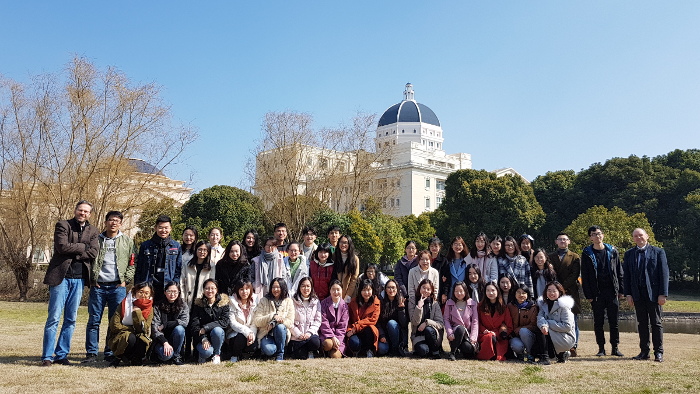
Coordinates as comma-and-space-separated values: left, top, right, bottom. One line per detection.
2, 2, 699, 192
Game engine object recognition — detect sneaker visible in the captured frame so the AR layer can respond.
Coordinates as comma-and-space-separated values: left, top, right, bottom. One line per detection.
365, 349, 374, 358
212, 355, 221, 364
556, 351, 570, 363
229, 356, 239, 363
448, 352, 456, 361
81, 354, 98, 363
527, 355, 536, 363
539, 356, 551, 366
53, 358, 71, 366
173, 355, 185, 366
307, 351, 315, 360
275, 354, 284, 362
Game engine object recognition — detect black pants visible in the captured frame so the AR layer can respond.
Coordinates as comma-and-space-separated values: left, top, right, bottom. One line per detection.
635, 286, 664, 355
228, 333, 258, 359
287, 335, 321, 359
448, 325, 476, 358
122, 333, 148, 365
414, 326, 440, 357
591, 288, 620, 346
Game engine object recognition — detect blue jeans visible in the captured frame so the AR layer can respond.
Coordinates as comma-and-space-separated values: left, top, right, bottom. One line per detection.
42, 278, 85, 361
85, 284, 126, 356
510, 327, 536, 356
196, 326, 225, 359
260, 324, 287, 357
378, 319, 401, 355
156, 325, 186, 361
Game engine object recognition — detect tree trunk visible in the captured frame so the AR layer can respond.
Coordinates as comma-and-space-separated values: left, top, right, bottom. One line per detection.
12, 265, 30, 302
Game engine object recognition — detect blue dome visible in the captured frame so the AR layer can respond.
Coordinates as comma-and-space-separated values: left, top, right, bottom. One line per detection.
377, 100, 440, 127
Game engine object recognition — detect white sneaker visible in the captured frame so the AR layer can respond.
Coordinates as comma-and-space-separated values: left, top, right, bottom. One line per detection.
212, 355, 221, 364
229, 356, 238, 363
307, 352, 315, 359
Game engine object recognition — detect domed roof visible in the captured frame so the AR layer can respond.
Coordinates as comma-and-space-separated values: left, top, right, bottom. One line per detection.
378, 83, 440, 127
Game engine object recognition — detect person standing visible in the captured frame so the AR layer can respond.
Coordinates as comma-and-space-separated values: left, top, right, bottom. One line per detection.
207, 227, 225, 264
301, 226, 318, 263
41, 201, 100, 366
273, 222, 289, 254
549, 232, 582, 356
83, 211, 137, 363
134, 215, 182, 303
581, 226, 624, 357
624, 228, 669, 363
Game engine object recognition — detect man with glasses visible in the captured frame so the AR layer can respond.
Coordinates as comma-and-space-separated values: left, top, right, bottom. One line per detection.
623, 228, 669, 363
82, 211, 137, 363
41, 201, 100, 366
581, 225, 624, 357
549, 232, 582, 357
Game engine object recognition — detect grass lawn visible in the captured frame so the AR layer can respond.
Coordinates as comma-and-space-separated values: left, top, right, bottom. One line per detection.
0, 301, 699, 393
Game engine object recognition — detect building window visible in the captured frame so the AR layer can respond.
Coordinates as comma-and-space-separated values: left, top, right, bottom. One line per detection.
319, 158, 328, 169
436, 196, 443, 206
393, 130, 396, 134
390, 198, 395, 207
437, 179, 445, 190
414, 129, 417, 133
425, 178, 430, 188
396, 179, 400, 187
429, 141, 434, 147
396, 198, 400, 207
385, 132, 389, 136
402, 129, 405, 133
425, 197, 430, 209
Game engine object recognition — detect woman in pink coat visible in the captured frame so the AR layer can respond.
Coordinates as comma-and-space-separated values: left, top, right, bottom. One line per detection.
319, 280, 349, 358
288, 277, 322, 359
443, 281, 479, 361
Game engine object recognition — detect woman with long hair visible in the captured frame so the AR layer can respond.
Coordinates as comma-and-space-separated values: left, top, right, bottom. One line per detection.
439, 236, 469, 305
333, 235, 360, 302
443, 281, 479, 361
346, 279, 381, 357
215, 240, 252, 297
190, 278, 230, 364
531, 248, 557, 299
182, 240, 215, 309
252, 237, 289, 300
377, 279, 408, 357
477, 281, 513, 361
226, 279, 258, 362
243, 229, 261, 260
319, 280, 349, 358
152, 282, 189, 365
537, 281, 576, 364
181, 226, 199, 266
498, 236, 533, 290
356, 263, 388, 298
466, 264, 486, 303
108, 282, 154, 367
409, 279, 444, 359
394, 240, 419, 298
288, 277, 322, 359
507, 284, 543, 363
518, 234, 535, 265
465, 232, 498, 283
254, 278, 295, 361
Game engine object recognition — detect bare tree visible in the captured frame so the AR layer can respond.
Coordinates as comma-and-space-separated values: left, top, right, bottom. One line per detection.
0, 57, 197, 300
249, 111, 396, 239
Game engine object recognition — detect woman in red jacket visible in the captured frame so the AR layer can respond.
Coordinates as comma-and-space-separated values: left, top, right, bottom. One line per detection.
345, 279, 380, 357
309, 243, 335, 300
477, 281, 513, 360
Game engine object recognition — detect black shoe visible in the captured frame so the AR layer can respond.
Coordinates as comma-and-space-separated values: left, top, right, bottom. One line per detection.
53, 358, 71, 366
104, 355, 115, 362
398, 347, 409, 358
596, 347, 606, 357
109, 358, 122, 368
81, 354, 98, 363
633, 352, 650, 360
654, 353, 663, 363
611, 347, 624, 357
430, 352, 441, 360
539, 356, 551, 365
556, 351, 570, 363
173, 355, 185, 366
448, 352, 456, 361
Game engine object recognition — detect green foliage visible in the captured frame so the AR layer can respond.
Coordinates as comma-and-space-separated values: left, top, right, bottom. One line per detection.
346, 210, 382, 271
435, 169, 545, 242
398, 213, 436, 251
306, 209, 352, 245
365, 213, 405, 271
181, 185, 265, 244
134, 197, 183, 246
531, 170, 580, 249
563, 206, 656, 253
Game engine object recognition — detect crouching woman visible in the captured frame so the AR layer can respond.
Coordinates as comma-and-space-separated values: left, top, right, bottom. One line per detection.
537, 281, 576, 364
108, 282, 154, 367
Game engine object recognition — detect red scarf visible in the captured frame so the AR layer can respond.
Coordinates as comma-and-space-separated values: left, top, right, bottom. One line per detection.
121, 297, 153, 320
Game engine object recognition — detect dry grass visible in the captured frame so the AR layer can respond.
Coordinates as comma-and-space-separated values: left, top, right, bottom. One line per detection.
0, 301, 699, 393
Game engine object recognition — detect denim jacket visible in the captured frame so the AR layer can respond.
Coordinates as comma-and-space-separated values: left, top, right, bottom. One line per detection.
134, 238, 182, 286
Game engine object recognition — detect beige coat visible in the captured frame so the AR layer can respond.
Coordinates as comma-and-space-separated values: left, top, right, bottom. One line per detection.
253, 297, 295, 344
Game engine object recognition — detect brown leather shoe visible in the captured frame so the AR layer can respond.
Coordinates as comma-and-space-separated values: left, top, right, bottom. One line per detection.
569, 347, 578, 357
40, 360, 52, 367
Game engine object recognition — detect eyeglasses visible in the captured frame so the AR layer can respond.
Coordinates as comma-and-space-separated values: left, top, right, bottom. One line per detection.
556, 238, 569, 241
165, 290, 179, 295
107, 218, 122, 223
590, 232, 604, 237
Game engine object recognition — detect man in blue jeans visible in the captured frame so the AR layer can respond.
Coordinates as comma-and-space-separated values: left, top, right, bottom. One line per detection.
41, 201, 100, 366
82, 210, 137, 363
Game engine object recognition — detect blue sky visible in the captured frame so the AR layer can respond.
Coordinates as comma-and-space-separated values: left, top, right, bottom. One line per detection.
2, 2, 699, 191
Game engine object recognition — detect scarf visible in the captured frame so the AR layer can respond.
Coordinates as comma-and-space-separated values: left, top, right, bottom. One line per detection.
477, 250, 486, 258
469, 282, 480, 302
120, 292, 153, 325
289, 257, 302, 278
257, 250, 278, 288
517, 300, 532, 310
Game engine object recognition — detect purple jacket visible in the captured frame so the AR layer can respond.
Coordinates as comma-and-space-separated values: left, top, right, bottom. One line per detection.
443, 298, 479, 343
319, 296, 349, 353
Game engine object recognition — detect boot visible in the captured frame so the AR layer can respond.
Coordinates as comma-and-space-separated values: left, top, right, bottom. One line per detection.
596, 346, 606, 357
611, 347, 624, 357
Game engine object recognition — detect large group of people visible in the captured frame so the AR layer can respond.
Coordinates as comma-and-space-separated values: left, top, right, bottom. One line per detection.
39, 200, 670, 367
